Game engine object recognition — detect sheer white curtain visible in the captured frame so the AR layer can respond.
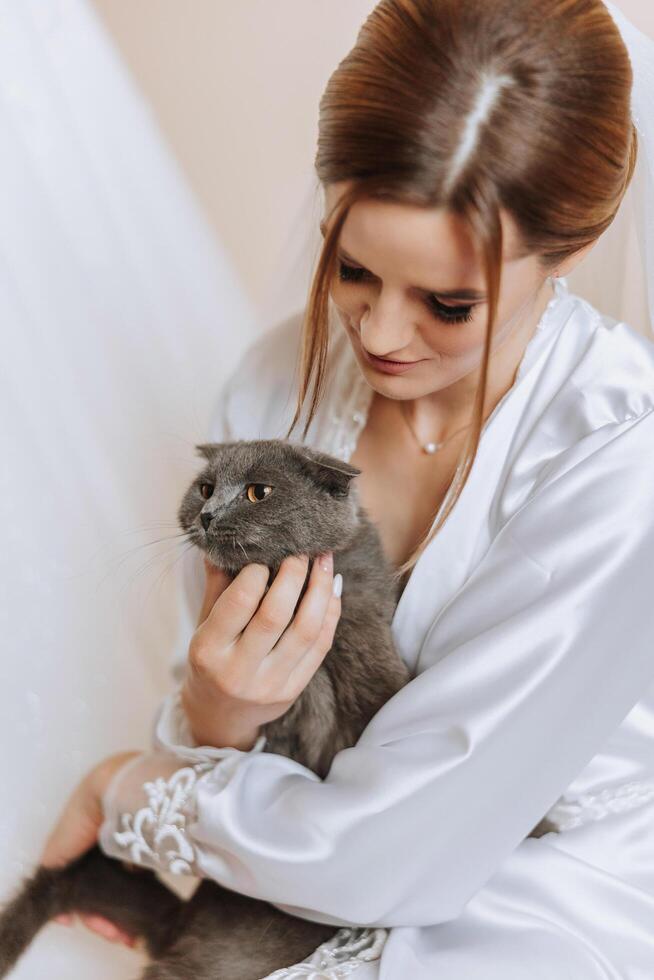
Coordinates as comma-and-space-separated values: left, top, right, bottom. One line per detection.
0, 1, 255, 976
569, 0, 654, 338
567, 143, 651, 336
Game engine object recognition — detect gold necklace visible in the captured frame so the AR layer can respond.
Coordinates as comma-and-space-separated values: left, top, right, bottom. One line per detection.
399, 399, 472, 455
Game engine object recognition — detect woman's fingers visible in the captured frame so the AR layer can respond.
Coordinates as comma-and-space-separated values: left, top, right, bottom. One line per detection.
194, 562, 270, 651
286, 589, 342, 694
196, 559, 233, 627
265, 553, 335, 673
239, 555, 312, 664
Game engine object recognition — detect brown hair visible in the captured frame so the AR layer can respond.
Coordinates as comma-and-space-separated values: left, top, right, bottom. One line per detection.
286, 0, 637, 578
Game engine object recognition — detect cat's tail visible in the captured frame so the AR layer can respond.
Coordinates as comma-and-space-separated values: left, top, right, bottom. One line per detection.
0, 845, 183, 976
0, 861, 62, 976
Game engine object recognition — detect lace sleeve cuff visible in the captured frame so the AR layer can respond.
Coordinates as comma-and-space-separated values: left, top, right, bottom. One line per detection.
99, 686, 267, 875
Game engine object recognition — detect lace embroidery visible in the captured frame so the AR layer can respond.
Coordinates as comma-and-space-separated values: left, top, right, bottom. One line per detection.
262, 927, 388, 979
328, 381, 372, 463
112, 761, 214, 874
543, 777, 654, 832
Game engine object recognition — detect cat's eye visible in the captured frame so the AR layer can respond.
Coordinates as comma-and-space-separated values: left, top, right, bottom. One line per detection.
200, 483, 214, 500
246, 483, 273, 503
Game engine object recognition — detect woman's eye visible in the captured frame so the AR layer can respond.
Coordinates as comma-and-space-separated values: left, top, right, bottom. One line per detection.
337, 261, 474, 325
200, 483, 214, 500
427, 296, 474, 324
338, 260, 366, 284
246, 484, 273, 503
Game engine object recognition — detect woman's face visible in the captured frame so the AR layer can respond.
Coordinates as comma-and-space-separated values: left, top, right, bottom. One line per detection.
323, 182, 554, 404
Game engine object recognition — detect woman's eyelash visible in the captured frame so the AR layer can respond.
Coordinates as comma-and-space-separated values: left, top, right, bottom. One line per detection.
337, 260, 474, 325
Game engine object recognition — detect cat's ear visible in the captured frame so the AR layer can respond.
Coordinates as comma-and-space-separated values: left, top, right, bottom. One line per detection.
195, 443, 218, 461
299, 448, 361, 497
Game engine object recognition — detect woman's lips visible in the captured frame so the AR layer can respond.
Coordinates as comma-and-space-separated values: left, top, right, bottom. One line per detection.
362, 348, 425, 375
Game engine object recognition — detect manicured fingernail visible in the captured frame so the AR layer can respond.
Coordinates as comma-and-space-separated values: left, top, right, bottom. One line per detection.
319, 552, 333, 573
332, 573, 343, 598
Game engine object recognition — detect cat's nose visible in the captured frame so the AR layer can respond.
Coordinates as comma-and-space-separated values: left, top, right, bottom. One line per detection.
200, 512, 213, 532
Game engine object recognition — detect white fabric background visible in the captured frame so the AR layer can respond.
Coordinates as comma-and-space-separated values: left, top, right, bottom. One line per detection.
0, 0, 652, 978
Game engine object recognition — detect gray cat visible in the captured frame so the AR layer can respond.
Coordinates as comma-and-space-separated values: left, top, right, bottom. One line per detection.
0, 439, 411, 980
0, 438, 555, 979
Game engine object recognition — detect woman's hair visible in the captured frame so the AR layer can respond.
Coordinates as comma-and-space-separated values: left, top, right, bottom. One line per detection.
286, 0, 637, 578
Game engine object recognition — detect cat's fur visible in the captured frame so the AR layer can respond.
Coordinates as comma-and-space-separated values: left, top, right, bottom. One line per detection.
0, 438, 555, 979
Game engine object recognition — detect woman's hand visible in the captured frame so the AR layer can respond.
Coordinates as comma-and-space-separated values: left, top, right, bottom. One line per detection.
42, 751, 143, 948
182, 552, 342, 750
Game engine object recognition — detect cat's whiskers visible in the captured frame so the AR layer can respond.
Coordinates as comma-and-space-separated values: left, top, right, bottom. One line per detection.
113, 530, 189, 561
117, 536, 193, 601
142, 540, 197, 605
93, 530, 192, 591
115, 522, 181, 536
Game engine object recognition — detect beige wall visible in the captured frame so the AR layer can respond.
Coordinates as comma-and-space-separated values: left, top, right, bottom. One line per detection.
91, 0, 377, 325
91, 0, 654, 331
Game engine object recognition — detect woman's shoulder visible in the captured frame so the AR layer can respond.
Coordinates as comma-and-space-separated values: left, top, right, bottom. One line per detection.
569, 290, 654, 419
533, 287, 654, 440
499, 288, 654, 520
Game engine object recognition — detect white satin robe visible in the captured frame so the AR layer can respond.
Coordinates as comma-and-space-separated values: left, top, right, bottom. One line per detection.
99, 276, 654, 978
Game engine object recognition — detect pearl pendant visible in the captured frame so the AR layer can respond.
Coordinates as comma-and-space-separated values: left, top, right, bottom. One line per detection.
423, 442, 440, 455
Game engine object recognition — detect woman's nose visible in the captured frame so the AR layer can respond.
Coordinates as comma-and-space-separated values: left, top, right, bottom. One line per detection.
360, 306, 414, 357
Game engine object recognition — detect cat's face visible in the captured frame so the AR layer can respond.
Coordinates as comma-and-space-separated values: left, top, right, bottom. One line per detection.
178, 439, 362, 575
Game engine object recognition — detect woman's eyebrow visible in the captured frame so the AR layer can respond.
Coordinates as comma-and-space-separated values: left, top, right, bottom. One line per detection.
336, 243, 487, 301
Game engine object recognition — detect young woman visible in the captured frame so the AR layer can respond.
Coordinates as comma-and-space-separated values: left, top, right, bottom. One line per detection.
42, 0, 654, 975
